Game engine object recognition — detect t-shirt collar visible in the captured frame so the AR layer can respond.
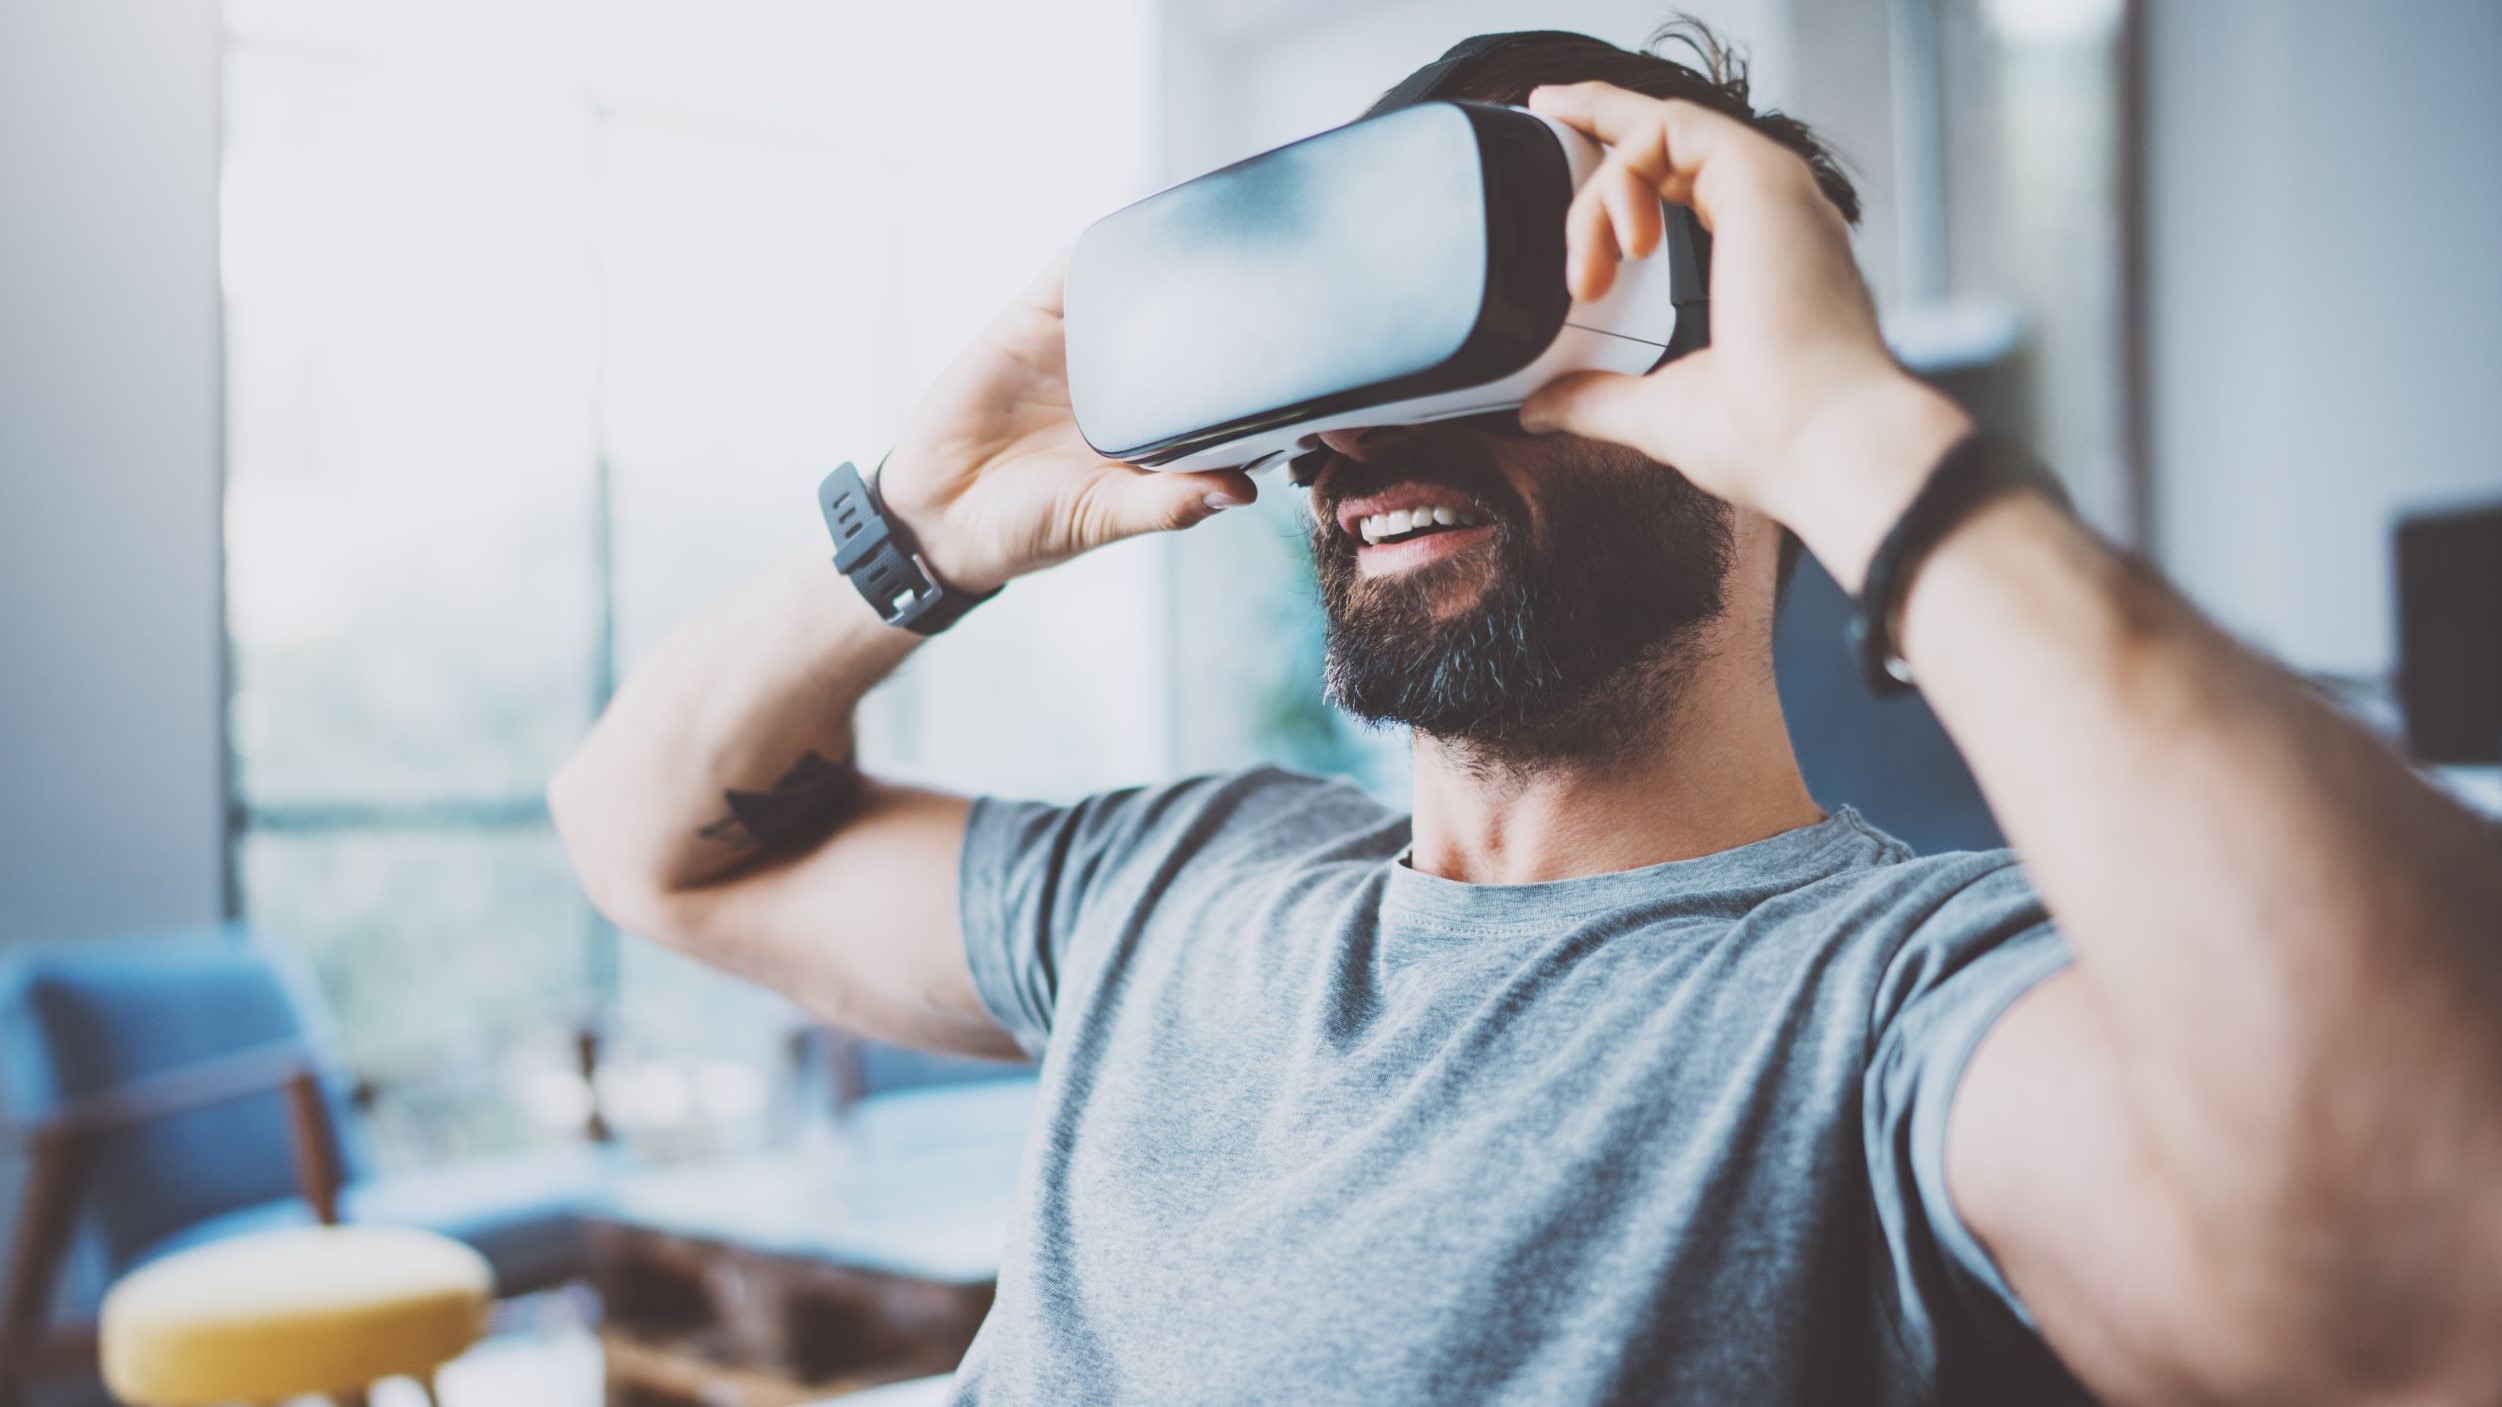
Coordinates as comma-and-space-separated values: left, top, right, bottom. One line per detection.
1382, 809, 1881, 929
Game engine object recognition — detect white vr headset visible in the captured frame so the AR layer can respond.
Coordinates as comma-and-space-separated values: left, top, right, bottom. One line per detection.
1063, 97, 1710, 486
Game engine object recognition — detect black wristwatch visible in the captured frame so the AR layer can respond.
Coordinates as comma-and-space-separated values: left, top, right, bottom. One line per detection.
818, 458, 998, 635
1847, 433, 2069, 695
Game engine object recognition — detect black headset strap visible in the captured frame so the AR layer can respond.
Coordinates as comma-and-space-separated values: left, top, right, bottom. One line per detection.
1373, 31, 1716, 379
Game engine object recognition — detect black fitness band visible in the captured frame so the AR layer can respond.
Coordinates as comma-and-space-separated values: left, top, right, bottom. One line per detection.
1847, 433, 2069, 695
818, 458, 998, 635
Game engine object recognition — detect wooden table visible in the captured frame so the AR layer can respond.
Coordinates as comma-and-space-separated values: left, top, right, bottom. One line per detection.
589, 1080, 1033, 1407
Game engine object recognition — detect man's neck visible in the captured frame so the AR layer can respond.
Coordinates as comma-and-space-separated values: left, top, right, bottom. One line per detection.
1405, 633, 1823, 885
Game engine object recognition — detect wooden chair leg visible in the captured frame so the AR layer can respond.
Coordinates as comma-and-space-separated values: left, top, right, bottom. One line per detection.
575, 1024, 610, 1146
282, 1067, 345, 1226
0, 1125, 85, 1407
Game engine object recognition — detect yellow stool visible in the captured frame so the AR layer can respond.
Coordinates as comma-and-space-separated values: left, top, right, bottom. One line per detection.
100, 1225, 493, 1407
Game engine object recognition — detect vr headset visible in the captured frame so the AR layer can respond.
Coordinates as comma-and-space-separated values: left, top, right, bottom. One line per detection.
1062, 97, 1710, 486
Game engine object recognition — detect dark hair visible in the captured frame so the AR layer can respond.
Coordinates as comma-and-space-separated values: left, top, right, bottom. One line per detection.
1369, 18, 1859, 597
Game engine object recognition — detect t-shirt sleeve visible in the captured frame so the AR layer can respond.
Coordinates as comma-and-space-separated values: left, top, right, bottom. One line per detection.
957, 766, 1343, 1059
1861, 857, 2088, 1399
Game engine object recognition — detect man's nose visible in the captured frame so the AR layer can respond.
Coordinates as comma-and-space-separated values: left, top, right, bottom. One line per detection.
1316, 425, 1416, 460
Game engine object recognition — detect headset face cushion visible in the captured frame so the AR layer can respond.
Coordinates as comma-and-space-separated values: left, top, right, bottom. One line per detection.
1065, 102, 1572, 465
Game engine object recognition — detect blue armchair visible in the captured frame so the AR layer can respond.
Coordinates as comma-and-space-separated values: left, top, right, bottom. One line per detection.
0, 925, 614, 1405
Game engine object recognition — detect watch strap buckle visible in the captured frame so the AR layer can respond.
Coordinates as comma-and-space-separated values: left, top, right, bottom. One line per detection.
818, 459, 996, 635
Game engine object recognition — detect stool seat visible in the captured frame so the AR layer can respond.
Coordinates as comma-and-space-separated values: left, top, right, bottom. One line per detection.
101, 1225, 493, 1406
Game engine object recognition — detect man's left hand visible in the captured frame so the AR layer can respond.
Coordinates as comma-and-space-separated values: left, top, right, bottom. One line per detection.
1518, 81, 1966, 591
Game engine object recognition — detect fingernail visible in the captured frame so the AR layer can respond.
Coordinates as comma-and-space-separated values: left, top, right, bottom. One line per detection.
1204, 492, 1241, 512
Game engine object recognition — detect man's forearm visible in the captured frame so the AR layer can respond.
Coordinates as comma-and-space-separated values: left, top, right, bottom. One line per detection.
1788, 400, 2502, 1377
549, 547, 920, 917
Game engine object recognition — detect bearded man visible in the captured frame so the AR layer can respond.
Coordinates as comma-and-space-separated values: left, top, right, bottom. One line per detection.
552, 27, 2502, 1407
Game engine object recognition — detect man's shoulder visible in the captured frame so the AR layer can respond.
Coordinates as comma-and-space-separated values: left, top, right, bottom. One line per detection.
1775, 824, 2061, 1022
969, 763, 1405, 876
1750, 814, 2051, 969
1108, 763, 1393, 831
1794, 810, 2032, 913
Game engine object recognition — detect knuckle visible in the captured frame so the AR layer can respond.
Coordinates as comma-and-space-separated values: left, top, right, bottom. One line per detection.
1772, 153, 1828, 206
1731, 148, 1813, 202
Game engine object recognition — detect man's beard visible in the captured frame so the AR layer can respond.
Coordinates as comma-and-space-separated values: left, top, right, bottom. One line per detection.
1310, 426, 1734, 772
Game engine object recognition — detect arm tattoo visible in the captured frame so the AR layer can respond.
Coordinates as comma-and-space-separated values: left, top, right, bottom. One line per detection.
695, 750, 860, 856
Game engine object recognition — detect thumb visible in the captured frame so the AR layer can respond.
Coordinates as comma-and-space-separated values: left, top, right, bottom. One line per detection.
1090, 465, 1258, 540
1520, 356, 1713, 461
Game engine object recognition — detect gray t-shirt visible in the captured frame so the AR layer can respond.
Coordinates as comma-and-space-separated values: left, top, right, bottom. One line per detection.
949, 766, 2087, 1405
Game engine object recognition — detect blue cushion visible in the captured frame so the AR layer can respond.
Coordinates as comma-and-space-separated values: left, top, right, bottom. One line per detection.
138, 1143, 616, 1295
0, 927, 371, 1273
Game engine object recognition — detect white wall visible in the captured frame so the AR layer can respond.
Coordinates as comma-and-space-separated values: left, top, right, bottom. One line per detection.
2145, 0, 2502, 676
0, 0, 228, 944
1161, 0, 1790, 174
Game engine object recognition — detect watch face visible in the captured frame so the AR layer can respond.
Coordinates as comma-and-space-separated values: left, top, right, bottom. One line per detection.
1064, 102, 1571, 466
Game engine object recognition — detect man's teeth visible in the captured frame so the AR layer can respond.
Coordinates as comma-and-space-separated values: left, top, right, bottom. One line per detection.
1357, 505, 1486, 545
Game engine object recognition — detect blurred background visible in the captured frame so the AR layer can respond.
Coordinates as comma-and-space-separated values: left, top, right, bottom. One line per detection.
2, 0, 2497, 1403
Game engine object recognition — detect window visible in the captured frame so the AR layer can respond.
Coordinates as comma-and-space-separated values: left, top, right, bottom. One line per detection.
222, 0, 1166, 1165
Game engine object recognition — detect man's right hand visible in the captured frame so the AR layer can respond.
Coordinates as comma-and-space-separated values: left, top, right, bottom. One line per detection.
874, 248, 1259, 599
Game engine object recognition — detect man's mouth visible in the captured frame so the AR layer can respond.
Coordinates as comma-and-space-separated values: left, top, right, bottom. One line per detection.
1354, 519, 1496, 576
1333, 480, 1500, 541
1324, 479, 1507, 578
1353, 505, 1492, 546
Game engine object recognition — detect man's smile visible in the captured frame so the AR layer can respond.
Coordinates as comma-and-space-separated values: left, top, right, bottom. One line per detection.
1354, 521, 1497, 576
1331, 482, 1503, 577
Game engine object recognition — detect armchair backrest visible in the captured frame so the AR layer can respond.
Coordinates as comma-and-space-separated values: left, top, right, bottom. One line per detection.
0, 925, 369, 1272
1773, 554, 2003, 855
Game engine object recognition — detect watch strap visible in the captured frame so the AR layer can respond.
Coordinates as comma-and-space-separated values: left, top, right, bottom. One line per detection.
819, 458, 997, 635
1847, 433, 2068, 695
